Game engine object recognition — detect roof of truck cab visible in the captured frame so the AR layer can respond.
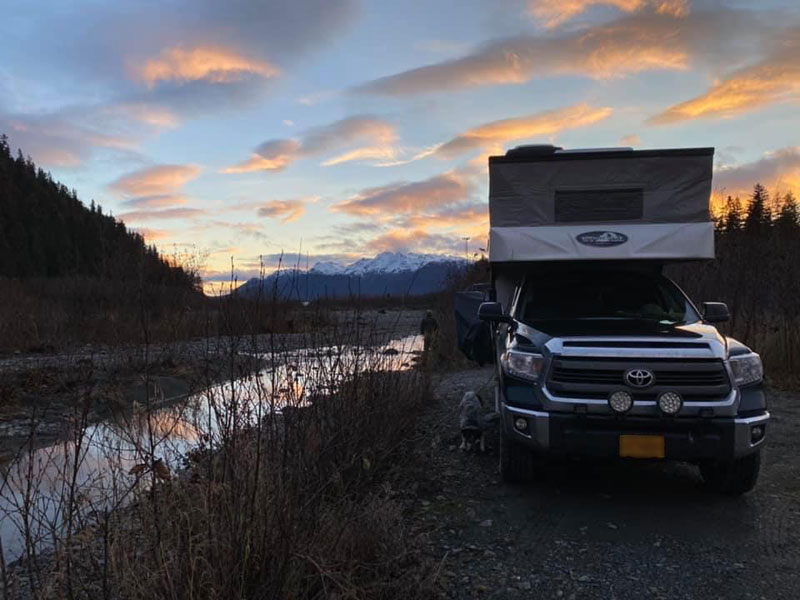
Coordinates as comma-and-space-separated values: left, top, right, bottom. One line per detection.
489, 147, 714, 164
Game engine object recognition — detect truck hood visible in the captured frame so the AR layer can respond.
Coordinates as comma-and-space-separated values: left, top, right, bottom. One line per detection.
514, 319, 730, 358
526, 318, 716, 339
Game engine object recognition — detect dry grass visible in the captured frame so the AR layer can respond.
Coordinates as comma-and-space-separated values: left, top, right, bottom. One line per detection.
0, 296, 434, 599
0, 277, 332, 354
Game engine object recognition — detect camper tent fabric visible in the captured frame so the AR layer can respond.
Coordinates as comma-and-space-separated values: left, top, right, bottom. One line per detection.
488, 148, 714, 263
454, 288, 495, 365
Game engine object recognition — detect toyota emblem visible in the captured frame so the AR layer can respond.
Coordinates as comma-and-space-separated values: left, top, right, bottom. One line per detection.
625, 369, 655, 388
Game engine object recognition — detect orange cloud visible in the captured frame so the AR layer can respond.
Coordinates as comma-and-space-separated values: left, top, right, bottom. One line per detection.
256, 199, 307, 222
132, 228, 171, 241
332, 171, 471, 217
714, 147, 800, 200
322, 145, 398, 166
365, 229, 455, 254
649, 45, 800, 124
398, 203, 489, 231
109, 164, 202, 197
222, 150, 299, 174
354, 12, 699, 95
223, 116, 398, 173
435, 104, 612, 158
620, 134, 641, 146
134, 46, 280, 87
528, 0, 688, 28
110, 103, 179, 129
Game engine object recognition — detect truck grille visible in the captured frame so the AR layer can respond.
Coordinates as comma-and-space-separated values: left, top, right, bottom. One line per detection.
548, 357, 731, 400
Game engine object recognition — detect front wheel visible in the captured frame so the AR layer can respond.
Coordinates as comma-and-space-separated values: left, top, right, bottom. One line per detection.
499, 428, 536, 483
700, 451, 761, 496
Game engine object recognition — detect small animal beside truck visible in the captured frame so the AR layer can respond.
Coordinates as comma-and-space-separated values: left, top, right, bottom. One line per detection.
470, 145, 767, 495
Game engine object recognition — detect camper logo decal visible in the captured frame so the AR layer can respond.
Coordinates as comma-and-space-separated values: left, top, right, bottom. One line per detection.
576, 231, 628, 247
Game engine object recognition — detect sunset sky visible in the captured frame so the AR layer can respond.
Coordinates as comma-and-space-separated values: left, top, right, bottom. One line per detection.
1, 0, 798, 289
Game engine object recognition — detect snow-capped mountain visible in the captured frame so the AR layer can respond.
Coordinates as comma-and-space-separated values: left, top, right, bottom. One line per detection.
237, 252, 467, 300
309, 252, 462, 276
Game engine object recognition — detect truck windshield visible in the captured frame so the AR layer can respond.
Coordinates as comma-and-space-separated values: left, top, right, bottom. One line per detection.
515, 271, 700, 326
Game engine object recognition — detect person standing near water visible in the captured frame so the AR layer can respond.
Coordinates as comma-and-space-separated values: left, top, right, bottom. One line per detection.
420, 310, 439, 368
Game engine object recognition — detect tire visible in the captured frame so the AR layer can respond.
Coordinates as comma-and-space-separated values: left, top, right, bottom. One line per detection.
499, 428, 536, 483
700, 451, 761, 496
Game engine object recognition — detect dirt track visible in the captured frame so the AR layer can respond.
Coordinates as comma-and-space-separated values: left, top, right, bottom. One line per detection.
405, 367, 800, 599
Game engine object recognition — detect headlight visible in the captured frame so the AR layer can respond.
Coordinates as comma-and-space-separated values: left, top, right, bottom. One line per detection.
729, 352, 763, 387
501, 349, 545, 382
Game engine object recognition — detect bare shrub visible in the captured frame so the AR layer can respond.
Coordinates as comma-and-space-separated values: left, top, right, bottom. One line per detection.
0, 294, 432, 599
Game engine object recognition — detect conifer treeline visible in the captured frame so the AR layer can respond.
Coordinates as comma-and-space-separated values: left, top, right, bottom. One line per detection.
0, 134, 199, 290
669, 184, 800, 376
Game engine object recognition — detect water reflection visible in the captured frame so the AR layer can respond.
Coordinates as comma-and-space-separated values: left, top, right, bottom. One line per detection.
0, 334, 422, 563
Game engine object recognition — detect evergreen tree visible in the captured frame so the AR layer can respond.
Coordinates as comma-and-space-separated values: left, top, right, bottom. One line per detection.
0, 134, 201, 291
744, 183, 772, 234
722, 195, 743, 233
775, 191, 799, 234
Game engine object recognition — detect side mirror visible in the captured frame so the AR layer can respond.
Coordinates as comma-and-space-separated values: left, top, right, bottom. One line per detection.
703, 302, 730, 324
478, 302, 514, 324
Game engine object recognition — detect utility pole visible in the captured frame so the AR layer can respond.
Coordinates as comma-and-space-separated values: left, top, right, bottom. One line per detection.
462, 236, 470, 261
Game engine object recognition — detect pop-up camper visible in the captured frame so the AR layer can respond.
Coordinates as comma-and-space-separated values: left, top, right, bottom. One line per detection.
489, 146, 714, 310
474, 145, 767, 495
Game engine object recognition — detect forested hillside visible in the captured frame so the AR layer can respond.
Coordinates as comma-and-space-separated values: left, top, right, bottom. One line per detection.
0, 134, 198, 289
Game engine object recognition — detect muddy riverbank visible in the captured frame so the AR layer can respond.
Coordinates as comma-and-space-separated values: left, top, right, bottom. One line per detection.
0, 309, 425, 459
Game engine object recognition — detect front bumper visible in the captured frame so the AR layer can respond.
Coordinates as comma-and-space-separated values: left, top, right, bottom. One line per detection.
503, 404, 768, 460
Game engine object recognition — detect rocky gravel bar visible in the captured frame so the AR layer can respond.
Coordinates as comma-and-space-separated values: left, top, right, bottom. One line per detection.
401, 367, 800, 600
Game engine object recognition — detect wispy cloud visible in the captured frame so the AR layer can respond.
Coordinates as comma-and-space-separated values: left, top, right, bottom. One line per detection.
365, 229, 457, 254
122, 194, 189, 209
435, 104, 612, 158
109, 164, 203, 197
322, 145, 398, 166
222, 139, 302, 173
0, 101, 176, 167
110, 164, 203, 223
353, 9, 759, 96
619, 134, 641, 146
527, 0, 689, 29
649, 38, 800, 124
714, 146, 800, 198
396, 202, 488, 231
223, 115, 398, 173
132, 227, 172, 241
256, 198, 308, 222
119, 207, 207, 222
132, 45, 280, 88
331, 171, 472, 217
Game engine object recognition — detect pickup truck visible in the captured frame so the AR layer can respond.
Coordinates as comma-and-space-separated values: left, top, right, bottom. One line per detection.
479, 263, 767, 495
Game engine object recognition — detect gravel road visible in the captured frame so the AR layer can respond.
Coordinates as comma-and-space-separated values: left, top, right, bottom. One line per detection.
404, 367, 800, 600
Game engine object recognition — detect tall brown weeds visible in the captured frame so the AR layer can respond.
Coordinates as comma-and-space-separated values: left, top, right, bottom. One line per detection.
0, 291, 432, 599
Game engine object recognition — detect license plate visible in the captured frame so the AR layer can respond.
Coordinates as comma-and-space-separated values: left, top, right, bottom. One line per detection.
619, 435, 665, 459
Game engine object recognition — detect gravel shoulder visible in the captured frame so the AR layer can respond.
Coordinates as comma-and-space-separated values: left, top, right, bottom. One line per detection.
404, 367, 800, 600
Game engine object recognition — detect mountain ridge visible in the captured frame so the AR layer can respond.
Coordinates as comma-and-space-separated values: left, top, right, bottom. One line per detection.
238, 251, 467, 300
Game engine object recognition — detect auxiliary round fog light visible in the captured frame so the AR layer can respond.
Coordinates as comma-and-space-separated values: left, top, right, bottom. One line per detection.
608, 391, 633, 414
514, 417, 529, 431
658, 391, 683, 415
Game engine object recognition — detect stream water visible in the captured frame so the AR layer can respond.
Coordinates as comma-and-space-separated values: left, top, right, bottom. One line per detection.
0, 334, 423, 564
